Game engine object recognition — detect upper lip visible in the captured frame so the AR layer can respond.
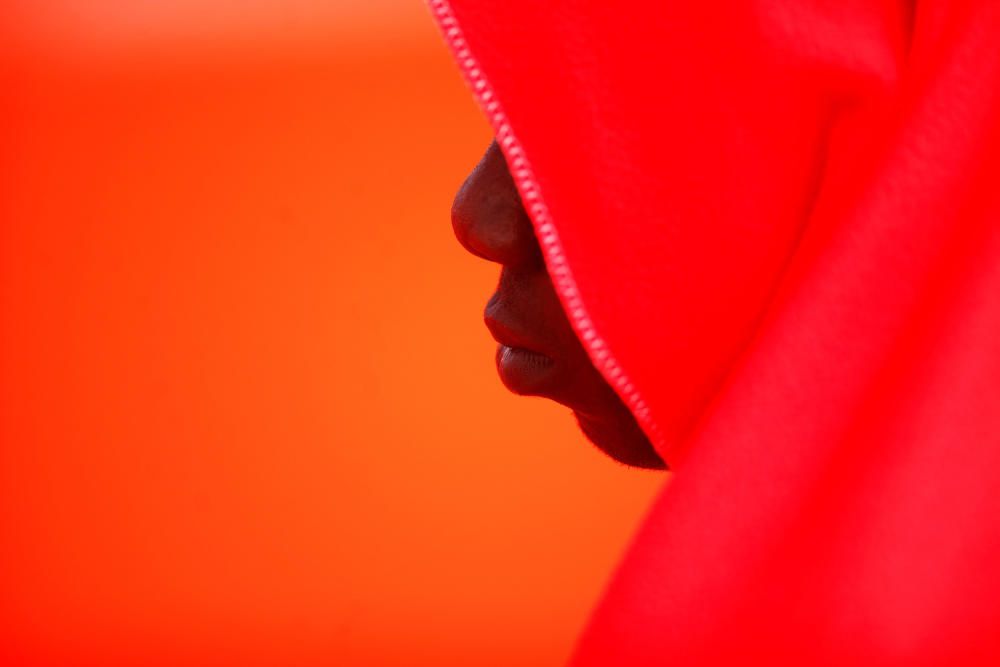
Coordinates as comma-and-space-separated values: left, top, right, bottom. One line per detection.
483, 305, 548, 356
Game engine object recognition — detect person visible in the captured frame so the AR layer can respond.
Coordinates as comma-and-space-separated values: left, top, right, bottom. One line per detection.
432, 1, 1000, 665
451, 140, 665, 470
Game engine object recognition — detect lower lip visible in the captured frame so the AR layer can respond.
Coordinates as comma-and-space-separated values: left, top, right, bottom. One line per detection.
495, 344, 557, 396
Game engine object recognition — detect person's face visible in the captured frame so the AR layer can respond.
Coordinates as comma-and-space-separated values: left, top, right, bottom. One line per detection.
452, 141, 666, 470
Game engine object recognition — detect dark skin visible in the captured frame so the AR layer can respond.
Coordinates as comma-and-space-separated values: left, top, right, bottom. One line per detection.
452, 141, 666, 470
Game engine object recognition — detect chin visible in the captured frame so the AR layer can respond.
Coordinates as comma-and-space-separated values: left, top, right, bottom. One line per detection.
574, 411, 667, 470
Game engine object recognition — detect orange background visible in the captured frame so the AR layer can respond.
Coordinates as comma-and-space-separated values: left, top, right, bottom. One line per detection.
0, 3, 663, 665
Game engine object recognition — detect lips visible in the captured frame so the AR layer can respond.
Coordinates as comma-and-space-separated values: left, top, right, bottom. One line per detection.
483, 304, 544, 353
483, 298, 558, 395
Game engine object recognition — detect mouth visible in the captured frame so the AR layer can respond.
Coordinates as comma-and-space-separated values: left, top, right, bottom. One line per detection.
483, 308, 557, 396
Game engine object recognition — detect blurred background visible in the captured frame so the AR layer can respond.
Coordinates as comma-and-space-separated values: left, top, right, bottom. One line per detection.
0, 2, 663, 665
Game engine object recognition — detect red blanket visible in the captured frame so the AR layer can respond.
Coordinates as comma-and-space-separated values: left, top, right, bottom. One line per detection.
431, 1, 1000, 664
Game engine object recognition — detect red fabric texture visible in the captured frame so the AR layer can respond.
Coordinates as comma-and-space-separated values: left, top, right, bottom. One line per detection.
431, 1, 1000, 664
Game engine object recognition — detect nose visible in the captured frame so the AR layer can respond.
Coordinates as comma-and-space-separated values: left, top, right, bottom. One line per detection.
451, 141, 542, 268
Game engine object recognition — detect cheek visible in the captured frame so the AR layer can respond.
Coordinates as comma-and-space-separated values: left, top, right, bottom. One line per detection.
531, 278, 624, 411
563, 358, 630, 418
528, 272, 580, 350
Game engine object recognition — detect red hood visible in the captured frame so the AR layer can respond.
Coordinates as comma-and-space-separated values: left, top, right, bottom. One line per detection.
431, 1, 1000, 664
